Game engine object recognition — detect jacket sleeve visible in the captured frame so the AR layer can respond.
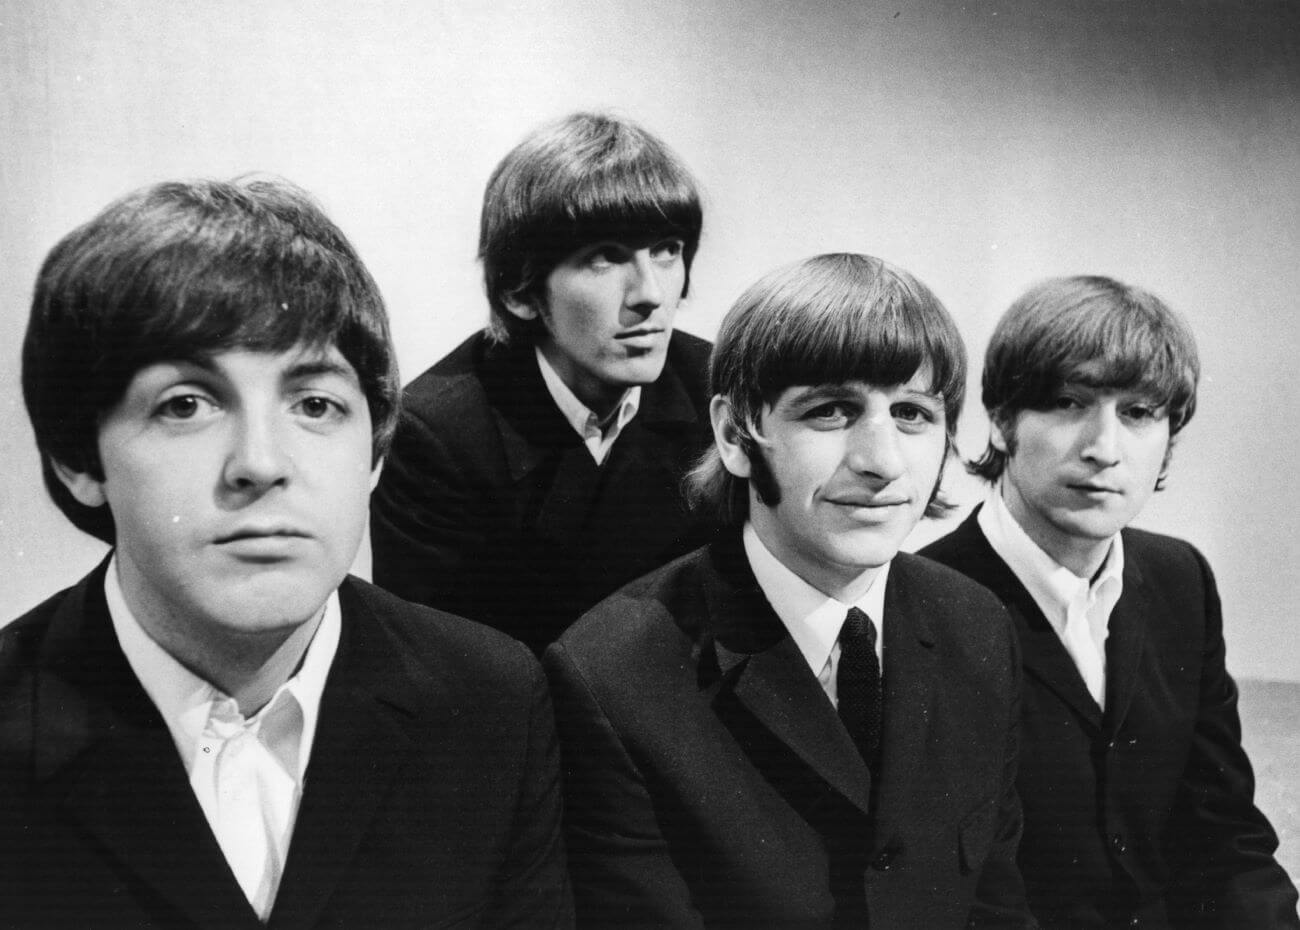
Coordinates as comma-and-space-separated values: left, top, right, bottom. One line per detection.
1163, 547, 1299, 928
543, 641, 706, 930
969, 613, 1038, 930
485, 646, 575, 929
370, 405, 484, 617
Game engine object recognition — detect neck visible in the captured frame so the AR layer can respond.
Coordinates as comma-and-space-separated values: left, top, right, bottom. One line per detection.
537, 340, 624, 419
998, 483, 1111, 579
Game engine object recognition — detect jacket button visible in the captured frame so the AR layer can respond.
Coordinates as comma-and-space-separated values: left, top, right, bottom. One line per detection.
871, 851, 895, 870
1110, 833, 1127, 854
1127, 916, 1141, 927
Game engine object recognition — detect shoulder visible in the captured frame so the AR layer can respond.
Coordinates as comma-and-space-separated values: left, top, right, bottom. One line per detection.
916, 510, 987, 566
0, 589, 66, 678
398, 331, 497, 428
892, 551, 1008, 619
666, 329, 712, 370
1122, 525, 1209, 574
340, 576, 542, 693
551, 547, 711, 676
665, 330, 712, 390
890, 551, 1016, 654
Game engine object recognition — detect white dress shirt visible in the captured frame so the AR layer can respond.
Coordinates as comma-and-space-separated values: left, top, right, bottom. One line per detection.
105, 556, 340, 920
536, 346, 641, 464
743, 522, 889, 708
978, 486, 1123, 709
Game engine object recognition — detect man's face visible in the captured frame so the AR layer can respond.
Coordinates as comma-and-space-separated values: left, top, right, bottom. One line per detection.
510, 235, 687, 415
733, 371, 947, 600
59, 345, 376, 664
997, 379, 1170, 575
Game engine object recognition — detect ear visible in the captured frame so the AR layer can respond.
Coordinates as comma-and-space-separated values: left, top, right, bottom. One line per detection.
709, 395, 753, 479
989, 417, 1011, 455
50, 458, 108, 508
502, 292, 540, 322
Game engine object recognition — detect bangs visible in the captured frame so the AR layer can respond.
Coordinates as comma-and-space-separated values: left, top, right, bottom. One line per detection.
91, 229, 378, 386
526, 156, 702, 261
718, 254, 966, 421
1014, 290, 1199, 411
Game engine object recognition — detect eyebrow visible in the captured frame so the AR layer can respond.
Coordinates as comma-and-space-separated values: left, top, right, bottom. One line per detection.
784, 382, 944, 405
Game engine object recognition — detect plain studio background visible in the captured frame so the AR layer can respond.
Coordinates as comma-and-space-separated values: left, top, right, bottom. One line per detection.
2, 0, 1296, 877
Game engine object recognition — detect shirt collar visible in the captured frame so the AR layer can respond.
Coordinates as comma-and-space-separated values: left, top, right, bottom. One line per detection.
978, 484, 1125, 634
742, 521, 889, 677
105, 553, 340, 782
535, 345, 641, 462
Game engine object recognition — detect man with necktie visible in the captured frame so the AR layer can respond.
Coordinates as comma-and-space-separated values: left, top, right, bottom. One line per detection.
545, 253, 1035, 928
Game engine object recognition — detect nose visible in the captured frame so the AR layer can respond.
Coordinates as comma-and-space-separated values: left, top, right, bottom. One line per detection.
845, 414, 906, 483
1080, 405, 1122, 467
625, 250, 666, 311
222, 410, 293, 492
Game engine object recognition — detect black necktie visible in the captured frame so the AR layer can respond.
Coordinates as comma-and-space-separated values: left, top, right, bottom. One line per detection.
837, 606, 882, 776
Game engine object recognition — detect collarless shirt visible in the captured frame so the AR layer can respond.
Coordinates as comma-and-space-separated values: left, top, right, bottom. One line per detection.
535, 345, 642, 464
978, 485, 1123, 708
105, 555, 341, 919
743, 522, 889, 708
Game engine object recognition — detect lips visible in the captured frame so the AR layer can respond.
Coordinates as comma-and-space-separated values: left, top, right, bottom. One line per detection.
615, 326, 665, 340
215, 526, 310, 544
827, 496, 909, 508
1068, 482, 1121, 495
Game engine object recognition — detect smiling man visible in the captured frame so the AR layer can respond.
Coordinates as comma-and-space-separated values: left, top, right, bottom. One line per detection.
921, 276, 1298, 929
3, 178, 571, 928
370, 112, 714, 653
545, 254, 1034, 928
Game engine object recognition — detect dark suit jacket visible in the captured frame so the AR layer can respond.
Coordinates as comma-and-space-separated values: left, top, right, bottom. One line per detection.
371, 329, 716, 654
543, 537, 1034, 929
0, 560, 573, 929
921, 510, 1299, 929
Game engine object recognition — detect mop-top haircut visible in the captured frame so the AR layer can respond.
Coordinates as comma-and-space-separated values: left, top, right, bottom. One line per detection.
478, 111, 703, 343
969, 274, 1199, 486
22, 175, 400, 543
688, 252, 967, 526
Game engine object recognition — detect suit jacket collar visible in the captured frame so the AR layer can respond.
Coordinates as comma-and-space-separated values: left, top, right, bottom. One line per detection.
31, 562, 434, 930
480, 333, 702, 483
945, 508, 1150, 735
695, 537, 939, 850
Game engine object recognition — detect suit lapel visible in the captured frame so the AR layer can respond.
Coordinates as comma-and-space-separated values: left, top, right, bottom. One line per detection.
36, 560, 259, 929
484, 337, 704, 550
951, 514, 1103, 730
1102, 539, 1149, 736
869, 558, 939, 854
269, 580, 432, 930
703, 540, 874, 819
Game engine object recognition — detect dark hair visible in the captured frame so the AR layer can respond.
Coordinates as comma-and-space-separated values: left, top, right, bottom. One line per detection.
969, 275, 1199, 486
687, 253, 967, 526
478, 111, 703, 343
22, 175, 400, 543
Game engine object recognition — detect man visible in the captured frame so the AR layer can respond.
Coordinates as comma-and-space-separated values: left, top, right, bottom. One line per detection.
371, 111, 714, 653
545, 253, 1034, 928
4, 178, 571, 928
922, 275, 1298, 928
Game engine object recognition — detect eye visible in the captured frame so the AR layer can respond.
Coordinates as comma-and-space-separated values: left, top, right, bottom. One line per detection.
803, 401, 852, 427
295, 394, 347, 421
1123, 402, 1165, 423
651, 238, 684, 263
586, 244, 629, 269
154, 393, 216, 421
892, 402, 936, 425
